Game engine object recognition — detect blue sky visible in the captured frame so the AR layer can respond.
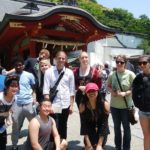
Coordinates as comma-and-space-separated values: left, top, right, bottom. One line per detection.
97, 0, 150, 18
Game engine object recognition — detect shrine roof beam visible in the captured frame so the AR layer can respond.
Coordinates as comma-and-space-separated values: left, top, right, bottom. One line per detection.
37, 29, 84, 41
31, 38, 86, 47
62, 20, 89, 33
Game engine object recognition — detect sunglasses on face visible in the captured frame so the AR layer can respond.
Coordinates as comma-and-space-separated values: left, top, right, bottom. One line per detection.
116, 61, 125, 65
138, 61, 148, 66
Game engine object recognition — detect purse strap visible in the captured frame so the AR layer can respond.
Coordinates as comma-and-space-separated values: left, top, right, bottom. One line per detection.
115, 72, 129, 108
52, 71, 65, 89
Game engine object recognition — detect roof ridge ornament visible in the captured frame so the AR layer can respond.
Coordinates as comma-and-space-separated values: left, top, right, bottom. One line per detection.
11, 0, 57, 14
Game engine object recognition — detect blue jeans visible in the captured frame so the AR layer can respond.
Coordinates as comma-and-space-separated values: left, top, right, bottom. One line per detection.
111, 107, 131, 150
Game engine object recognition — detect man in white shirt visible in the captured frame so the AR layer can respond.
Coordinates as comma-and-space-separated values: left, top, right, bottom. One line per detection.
43, 51, 75, 149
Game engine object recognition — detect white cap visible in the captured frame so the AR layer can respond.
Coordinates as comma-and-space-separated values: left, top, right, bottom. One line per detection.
105, 61, 110, 65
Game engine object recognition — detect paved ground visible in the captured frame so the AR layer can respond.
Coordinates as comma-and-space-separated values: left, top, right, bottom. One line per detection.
6, 102, 144, 150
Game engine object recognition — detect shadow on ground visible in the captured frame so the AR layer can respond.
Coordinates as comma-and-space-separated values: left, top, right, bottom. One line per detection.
6, 144, 23, 150
6, 142, 115, 150
6, 129, 28, 150
19, 129, 28, 138
104, 145, 115, 150
7, 129, 28, 138
68, 142, 115, 150
68, 140, 83, 150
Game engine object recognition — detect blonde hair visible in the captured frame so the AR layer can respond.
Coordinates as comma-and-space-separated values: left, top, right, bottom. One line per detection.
79, 51, 88, 58
39, 59, 51, 67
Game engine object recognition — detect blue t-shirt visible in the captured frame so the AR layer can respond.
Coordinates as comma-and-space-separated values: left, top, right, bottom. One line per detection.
0, 75, 6, 92
15, 71, 35, 105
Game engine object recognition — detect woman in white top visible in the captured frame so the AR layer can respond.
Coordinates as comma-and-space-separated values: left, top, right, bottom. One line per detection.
0, 75, 19, 150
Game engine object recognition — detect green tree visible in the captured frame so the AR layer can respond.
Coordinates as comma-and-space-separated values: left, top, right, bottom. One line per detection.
137, 39, 150, 54
137, 15, 150, 34
102, 8, 140, 32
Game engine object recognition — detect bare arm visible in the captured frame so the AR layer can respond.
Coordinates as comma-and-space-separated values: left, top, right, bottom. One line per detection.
107, 83, 118, 97
32, 89, 37, 103
4, 68, 15, 75
69, 70, 75, 114
78, 86, 86, 92
96, 136, 104, 150
84, 135, 94, 150
29, 118, 43, 150
69, 96, 74, 114
103, 100, 110, 114
51, 118, 60, 150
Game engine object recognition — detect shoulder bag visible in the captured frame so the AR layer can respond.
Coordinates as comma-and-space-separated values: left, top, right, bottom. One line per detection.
49, 71, 64, 102
115, 72, 137, 125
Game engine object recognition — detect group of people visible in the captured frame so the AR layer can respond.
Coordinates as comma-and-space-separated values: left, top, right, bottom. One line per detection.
0, 49, 149, 150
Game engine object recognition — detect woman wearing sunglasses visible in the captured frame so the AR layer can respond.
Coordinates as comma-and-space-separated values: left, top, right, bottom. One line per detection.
107, 55, 136, 150
132, 55, 150, 150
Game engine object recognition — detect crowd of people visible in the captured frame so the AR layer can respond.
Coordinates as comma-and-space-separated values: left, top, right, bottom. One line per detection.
0, 50, 149, 150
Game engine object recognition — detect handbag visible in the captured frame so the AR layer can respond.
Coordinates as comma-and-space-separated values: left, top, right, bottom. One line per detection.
115, 72, 137, 125
49, 71, 64, 102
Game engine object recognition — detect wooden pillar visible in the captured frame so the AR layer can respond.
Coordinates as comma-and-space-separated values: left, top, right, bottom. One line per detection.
29, 41, 36, 57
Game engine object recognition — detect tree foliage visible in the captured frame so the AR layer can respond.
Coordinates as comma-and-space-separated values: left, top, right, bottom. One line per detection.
137, 39, 150, 54
46, 0, 150, 35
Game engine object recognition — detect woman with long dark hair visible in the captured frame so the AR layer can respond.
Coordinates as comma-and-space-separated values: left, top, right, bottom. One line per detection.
79, 83, 109, 150
132, 55, 150, 150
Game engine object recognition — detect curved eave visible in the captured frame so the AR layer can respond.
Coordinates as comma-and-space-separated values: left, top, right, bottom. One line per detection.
117, 31, 150, 39
0, 5, 117, 33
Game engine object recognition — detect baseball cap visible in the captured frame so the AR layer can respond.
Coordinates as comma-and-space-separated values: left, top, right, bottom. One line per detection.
85, 83, 99, 93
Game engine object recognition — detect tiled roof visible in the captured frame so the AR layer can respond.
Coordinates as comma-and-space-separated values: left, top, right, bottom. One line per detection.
0, 2, 117, 34
0, 0, 49, 21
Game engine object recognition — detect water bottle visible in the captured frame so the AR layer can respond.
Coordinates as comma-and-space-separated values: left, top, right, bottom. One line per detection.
0, 124, 7, 133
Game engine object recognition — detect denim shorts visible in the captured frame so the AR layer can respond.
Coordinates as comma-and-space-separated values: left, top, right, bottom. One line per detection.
139, 110, 150, 119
